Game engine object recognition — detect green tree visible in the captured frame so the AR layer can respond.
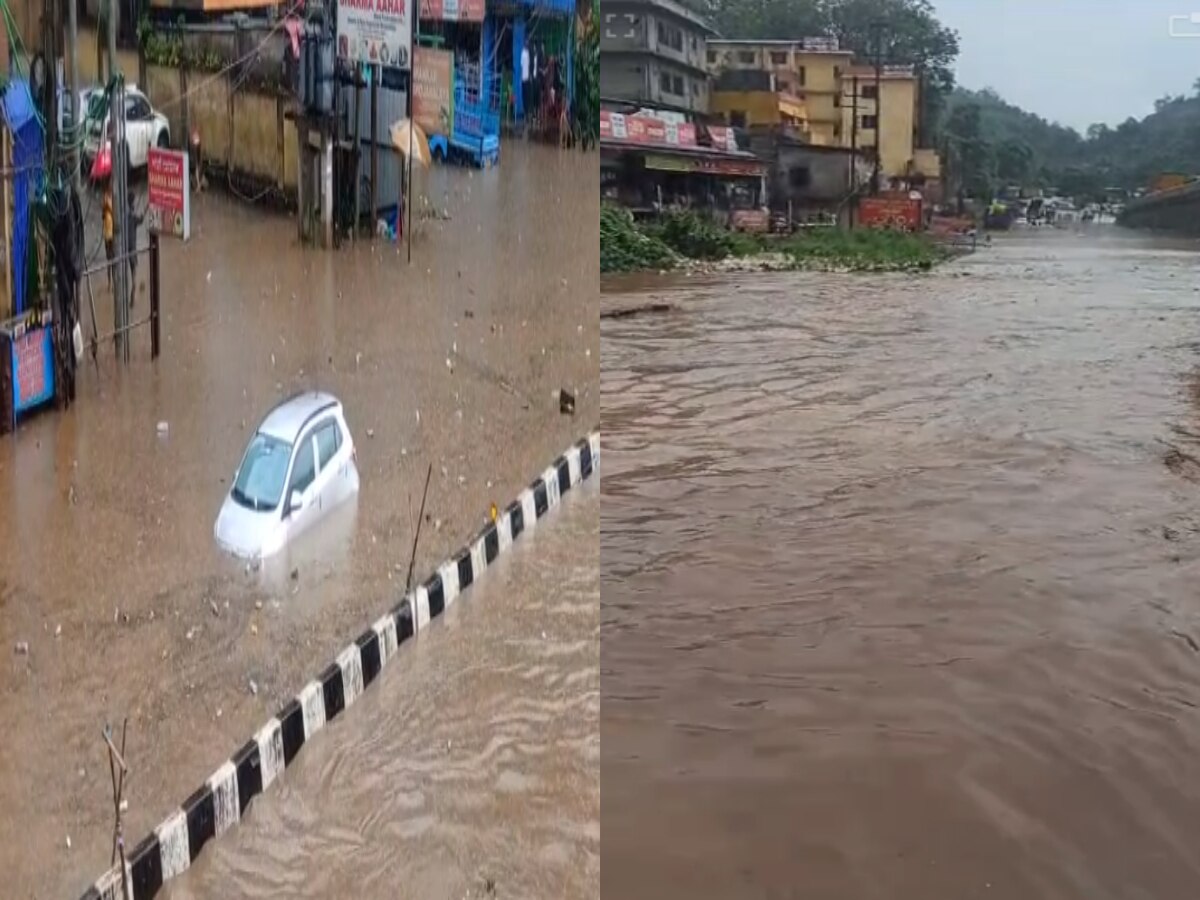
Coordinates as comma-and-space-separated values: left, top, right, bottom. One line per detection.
942, 101, 992, 212
995, 138, 1033, 183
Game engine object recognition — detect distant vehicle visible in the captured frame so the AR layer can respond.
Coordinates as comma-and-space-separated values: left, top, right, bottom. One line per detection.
214, 392, 360, 559
84, 85, 170, 180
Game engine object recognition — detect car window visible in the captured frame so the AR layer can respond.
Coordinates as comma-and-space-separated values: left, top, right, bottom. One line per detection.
290, 433, 317, 495
315, 419, 342, 470
231, 433, 292, 511
127, 96, 151, 120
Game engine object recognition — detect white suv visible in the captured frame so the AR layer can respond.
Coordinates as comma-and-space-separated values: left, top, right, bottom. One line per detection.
84, 86, 171, 179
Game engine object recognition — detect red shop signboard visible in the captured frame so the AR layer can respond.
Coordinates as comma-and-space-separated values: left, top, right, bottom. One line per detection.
419, 0, 484, 22
858, 194, 923, 231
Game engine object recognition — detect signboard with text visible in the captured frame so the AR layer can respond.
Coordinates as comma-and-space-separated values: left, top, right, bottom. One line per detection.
147, 147, 191, 241
419, 0, 484, 21
11, 326, 54, 414
599, 111, 696, 148
858, 195, 923, 231
412, 47, 453, 135
337, 0, 412, 68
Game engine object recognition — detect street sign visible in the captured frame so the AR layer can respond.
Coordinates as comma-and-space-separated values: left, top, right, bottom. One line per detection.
147, 147, 191, 242
337, 0, 413, 69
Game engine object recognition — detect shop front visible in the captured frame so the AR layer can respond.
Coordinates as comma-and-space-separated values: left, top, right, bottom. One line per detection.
417, 0, 500, 166
600, 110, 768, 225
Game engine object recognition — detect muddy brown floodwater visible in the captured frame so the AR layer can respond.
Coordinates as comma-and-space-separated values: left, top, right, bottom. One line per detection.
0, 142, 597, 898
603, 228, 1200, 900
158, 481, 598, 900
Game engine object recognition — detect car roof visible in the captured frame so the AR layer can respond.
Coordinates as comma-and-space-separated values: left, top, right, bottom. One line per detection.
258, 391, 341, 442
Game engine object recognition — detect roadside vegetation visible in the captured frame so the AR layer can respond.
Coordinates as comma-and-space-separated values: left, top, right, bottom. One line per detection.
601, 206, 950, 275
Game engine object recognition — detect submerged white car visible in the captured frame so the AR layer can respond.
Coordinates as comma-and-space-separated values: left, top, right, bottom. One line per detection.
214, 392, 360, 559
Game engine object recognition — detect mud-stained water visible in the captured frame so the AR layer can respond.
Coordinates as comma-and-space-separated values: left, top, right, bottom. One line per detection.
161, 482, 598, 900
603, 229, 1200, 900
0, 142, 597, 897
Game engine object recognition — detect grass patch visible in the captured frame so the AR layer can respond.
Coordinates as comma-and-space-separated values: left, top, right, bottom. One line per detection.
600, 206, 677, 273
779, 228, 947, 271
601, 206, 952, 274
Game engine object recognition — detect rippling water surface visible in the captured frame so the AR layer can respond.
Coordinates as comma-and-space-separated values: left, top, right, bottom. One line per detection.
162, 482, 598, 900
603, 229, 1200, 899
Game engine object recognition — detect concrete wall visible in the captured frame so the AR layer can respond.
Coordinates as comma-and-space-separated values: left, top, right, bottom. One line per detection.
74, 26, 297, 196
599, 59, 646, 103
1119, 185, 1200, 234
748, 133, 869, 214
76, 25, 140, 87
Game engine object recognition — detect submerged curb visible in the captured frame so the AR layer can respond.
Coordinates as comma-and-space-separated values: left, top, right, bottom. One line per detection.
81, 431, 601, 900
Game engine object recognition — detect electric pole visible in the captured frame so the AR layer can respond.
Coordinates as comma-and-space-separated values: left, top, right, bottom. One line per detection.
69, 0, 79, 188
849, 74, 859, 227
108, 0, 129, 362
870, 20, 885, 195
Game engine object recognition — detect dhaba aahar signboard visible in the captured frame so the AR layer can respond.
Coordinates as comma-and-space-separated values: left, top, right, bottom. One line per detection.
147, 147, 191, 241
337, 0, 413, 69
419, 0, 484, 21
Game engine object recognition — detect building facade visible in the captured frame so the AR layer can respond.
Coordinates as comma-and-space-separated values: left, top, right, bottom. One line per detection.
840, 64, 919, 181
600, 0, 715, 114
708, 69, 809, 138
706, 38, 852, 146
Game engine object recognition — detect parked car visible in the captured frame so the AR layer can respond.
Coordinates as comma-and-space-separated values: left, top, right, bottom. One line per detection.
58, 84, 102, 136
214, 392, 360, 559
84, 86, 170, 181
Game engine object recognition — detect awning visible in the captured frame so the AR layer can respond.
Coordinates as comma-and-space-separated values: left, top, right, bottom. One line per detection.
601, 140, 767, 178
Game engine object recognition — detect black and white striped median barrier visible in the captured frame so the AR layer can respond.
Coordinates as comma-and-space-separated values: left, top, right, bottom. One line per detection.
81, 432, 600, 900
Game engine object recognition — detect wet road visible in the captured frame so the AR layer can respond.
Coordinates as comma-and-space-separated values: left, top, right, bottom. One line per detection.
602, 228, 1200, 900
161, 481, 598, 900
0, 142, 597, 897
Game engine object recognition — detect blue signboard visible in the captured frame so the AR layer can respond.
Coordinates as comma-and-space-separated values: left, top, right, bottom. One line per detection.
11, 325, 55, 414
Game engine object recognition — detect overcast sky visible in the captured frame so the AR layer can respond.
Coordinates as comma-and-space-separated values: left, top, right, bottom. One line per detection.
930, 0, 1200, 132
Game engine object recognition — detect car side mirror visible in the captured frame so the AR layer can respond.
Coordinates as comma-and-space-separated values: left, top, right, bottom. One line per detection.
288, 490, 303, 516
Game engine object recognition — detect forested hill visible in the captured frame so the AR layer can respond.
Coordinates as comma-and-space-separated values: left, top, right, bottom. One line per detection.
944, 85, 1200, 199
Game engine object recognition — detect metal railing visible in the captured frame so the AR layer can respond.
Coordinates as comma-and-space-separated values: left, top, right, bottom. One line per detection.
80, 234, 162, 366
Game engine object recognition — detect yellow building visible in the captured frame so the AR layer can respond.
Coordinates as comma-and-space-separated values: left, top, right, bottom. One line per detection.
706, 38, 852, 146
839, 65, 922, 181
709, 76, 809, 136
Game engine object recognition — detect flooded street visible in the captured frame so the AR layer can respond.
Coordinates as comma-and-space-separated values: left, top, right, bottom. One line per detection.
160, 482, 598, 900
603, 229, 1200, 899
0, 143, 597, 897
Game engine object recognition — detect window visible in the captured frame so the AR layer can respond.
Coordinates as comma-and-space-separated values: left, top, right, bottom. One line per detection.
770, 50, 788, 66
660, 71, 673, 93
707, 49, 717, 64
862, 84, 878, 99
673, 74, 684, 95
693, 81, 701, 95
833, 66, 841, 80
738, 50, 755, 64
861, 114, 878, 129
315, 419, 343, 470
797, 65, 806, 87
657, 21, 683, 51
833, 93, 841, 107
789, 166, 812, 189
232, 433, 292, 512
290, 434, 317, 496
127, 95, 151, 121
730, 110, 747, 128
